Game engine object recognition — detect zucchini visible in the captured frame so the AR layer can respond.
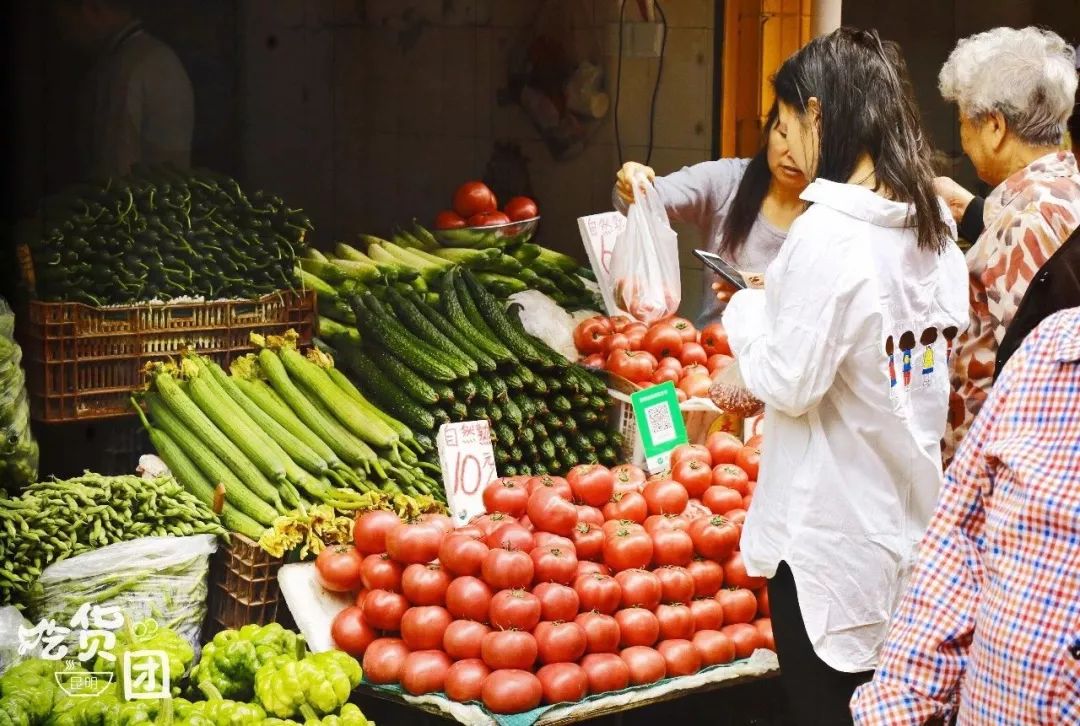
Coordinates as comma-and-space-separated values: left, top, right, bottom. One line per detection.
232, 376, 343, 467
366, 346, 440, 405
352, 294, 458, 381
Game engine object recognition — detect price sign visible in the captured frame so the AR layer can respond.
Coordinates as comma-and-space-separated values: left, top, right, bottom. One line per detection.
436, 420, 498, 527
630, 381, 688, 473
578, 211, 626, 315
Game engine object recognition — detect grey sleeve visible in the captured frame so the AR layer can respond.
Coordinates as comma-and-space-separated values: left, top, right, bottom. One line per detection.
613, 159, 750, 228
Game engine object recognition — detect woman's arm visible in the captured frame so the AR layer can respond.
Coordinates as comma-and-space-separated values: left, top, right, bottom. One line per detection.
613, 159, 750, 229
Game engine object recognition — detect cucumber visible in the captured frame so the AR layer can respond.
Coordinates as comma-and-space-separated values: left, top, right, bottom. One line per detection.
439, 270, 514, 363
472, 375, 494, 404
509, 446, 524, 463
352, 294, 458, 381
456, 271, 544, 366
501, 399, 524, 428
455, 378, 478, 403
446, 400, 468, 420
340, 347, 436, 431
519, 426, 536, 444
385, 288, 481, 373
504, 372, 524, 392
599, 446, 619, 465
490, 376, 510, 402
487, 403, 504, 423
495, 423, 516, 447
468, 403, 489, 421
367, 346, 440, 405
412, 294, 498, 372
513, 394, 537, 421
365, 294, 472, 377
527, 376, 549, 396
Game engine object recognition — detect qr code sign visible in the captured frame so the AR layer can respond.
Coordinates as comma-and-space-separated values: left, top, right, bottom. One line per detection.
644, 403, 676, 445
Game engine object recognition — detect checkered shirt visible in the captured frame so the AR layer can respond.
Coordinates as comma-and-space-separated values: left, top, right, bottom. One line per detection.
851, 306, 1080, 725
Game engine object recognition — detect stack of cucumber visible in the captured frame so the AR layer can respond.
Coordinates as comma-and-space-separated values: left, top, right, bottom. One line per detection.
319, 268, 622, 476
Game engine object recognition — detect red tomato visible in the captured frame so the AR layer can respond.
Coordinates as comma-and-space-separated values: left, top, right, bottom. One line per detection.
676, 389, 688, 403
527, 488, 577, 537
418, 513, 453, 535
643, 513, 690, 535
331, 606, 376, 656
643, 479, 689, 516
533, 532, 574, 550
445, 576, 493, 622
679, 342, 708, 367
401, 563, 450, 606
736, 445, 761, 480
666, 317, 698, 343
704, 433, 741, 465
670, 443, 712, 468
536, 662, 589, 705
613, 569, 661, 609
687, 558, 724, 598
362, 589, 409, 631
606, 349, 657, 383
354, 588, 368, 607
711, 464, 750, 495
716, 588, 758, 625
438, 533, 489, 578
642, 324, 684, 360
702, 485, 743, 515
680, 363, 711, 379
726, 509, 748, 527
566, 465, 616, 507
699, 323, 731, 356
743, 494, 754, 510
434, 210, 467, 230
657, 638, 702, 678
504, 195, 539, 221
671, 459, 713, 499
615, 608, 660, 647
359, 553, 402, 593
688, 515, 740, 561
576, 505, 604, 527
754, 617, 775, 650
603, 333, 631, 353
534, 620, 588, 665
489, 588, 542, 631
362, 638, 410, 684
533, 582, 580, 622
692, 629, 736, 666
651, 528, 694, 567
723, 623, 764, 658
315, 545, 364, 592
611, 464, 646, 493
576, 560, 610, 578
651, 367, 680, 385
722, 552, 766, 590
580, 653, 630, 693
658, 356, 683, 371
574, 573, 622, 614
482, 629, 538, 671
707, 354, 735, 374
746, 434, 764, 449
353, 510, 402, 555
444, 659, 491, 702
386, 522, 443, 565
575, 611, 621, 654
518, 515, 534, 532
401, 606, 453, 651
471, 512, 516, 535
624, 324, 647, 350
655, 603, 696, 640
481, 669, 543, 714
468, 211, 511, 227
573, 316, 613, 355
583, 353, 606, 368
603, 527, 654, 572
482, 548, 534, 590
486, 523, 535, 552
483, 477, 530, 517
689, 597, 725, 631
453, 181, 497, 218
571, 522, 604, 562
527, 475, 573, 500
609, 315, 634, 332
443, 619, 491, 660
620, 645, 667, 684
602, 491, 648, 523
679, 372, 713, 399
603, 518, 646, 538
654, 566, 695, 604
756, 587, 770, 617
531, 545, 579, 585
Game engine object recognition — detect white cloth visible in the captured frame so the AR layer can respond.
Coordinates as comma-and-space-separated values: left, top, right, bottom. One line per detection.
722, 179, 969, 672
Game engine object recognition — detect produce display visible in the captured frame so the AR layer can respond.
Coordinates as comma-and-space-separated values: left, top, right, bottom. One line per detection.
0, 297, 37, 491
27, 163, 311, 304
321, 434, 769, 715
436, 181, 539, 229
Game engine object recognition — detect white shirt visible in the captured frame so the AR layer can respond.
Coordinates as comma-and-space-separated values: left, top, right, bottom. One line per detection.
722, 179, 969, 672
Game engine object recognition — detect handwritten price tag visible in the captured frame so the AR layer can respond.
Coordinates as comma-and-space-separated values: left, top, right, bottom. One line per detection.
436, 421, 498, 527
578, 211, 626, 316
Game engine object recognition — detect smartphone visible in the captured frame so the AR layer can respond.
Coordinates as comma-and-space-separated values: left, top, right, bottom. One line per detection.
693, 249, 748, 290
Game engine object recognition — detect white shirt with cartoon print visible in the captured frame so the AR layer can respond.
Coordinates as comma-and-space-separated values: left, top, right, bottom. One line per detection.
722, 179, 968, 673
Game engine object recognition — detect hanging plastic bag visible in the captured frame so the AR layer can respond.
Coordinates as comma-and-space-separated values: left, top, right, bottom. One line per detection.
709, 362, 765, 418
608, 176, 681, 324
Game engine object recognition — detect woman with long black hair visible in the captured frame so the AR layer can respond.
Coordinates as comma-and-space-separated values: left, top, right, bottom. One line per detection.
720, 29, 969, 724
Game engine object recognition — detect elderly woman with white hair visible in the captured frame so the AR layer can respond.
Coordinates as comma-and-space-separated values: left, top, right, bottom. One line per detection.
933, 27, 1080, 463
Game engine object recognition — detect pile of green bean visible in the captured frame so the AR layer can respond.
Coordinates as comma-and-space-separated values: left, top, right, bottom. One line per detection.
0, 472, 226, 608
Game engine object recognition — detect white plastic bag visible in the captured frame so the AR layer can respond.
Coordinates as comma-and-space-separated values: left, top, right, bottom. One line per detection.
608, 177, 681, 324
508, 290, 580, 361
0, 606, 35, 673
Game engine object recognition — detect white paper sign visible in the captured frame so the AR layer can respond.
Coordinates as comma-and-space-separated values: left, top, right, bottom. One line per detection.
436, 420, 498, 527
578, 211, 627, 316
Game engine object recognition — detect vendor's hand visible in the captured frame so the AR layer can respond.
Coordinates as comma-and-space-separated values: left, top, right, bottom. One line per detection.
616, 162, 656, 205
933, 176, 975, 224
712, 280, 738, 304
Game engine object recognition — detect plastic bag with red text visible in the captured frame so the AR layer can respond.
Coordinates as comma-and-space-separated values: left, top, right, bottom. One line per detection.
608, 178, 680, 324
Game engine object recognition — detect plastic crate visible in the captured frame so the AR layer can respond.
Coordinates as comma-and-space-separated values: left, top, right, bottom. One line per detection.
206, 533, 294, 636
21, 289, 315, 422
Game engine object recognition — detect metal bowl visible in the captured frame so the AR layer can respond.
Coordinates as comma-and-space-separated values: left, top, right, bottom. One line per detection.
432, 216, 540, 248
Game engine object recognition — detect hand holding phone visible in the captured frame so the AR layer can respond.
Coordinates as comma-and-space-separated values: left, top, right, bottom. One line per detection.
693, 249, 748, 290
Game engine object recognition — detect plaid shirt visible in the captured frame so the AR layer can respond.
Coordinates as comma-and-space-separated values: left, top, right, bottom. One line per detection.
852, 306, 1080, 725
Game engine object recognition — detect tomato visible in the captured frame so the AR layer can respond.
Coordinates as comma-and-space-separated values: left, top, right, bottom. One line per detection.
606, 349, 657, 383
354, 588, 368, 607
653, 566, 694, 604
362, 637, 410, 684
715, 587, 756, 625
615, 607, 659, 647
527, 488, 578, 537
669, 443, 712, 469
576, 560, 610, 578
533, 532, 575, 550
612, 569, 660, 609
471, 511, 516, 535
603, 527, 654, 572
643, 513, 690, 535
362, 590, 409, 631
692, 629, 736, 666
331, 606, 376, 656
688, 515, 740, 561
518, 515, 535, 532
456, 524, 486, 539
676, 389, 688, 403
527, 475, 573, 500
687, 558, 724, 597
573, 316, 614, 355
504, 195, 539, 221
620, 645, 667, 684
699, 323, 731, 356
743, 494, 754, 510
401, 605, 453, 650
574, 573, 622, 614
689, 597, 725, 631
489, 588, 542, 631
679, 342, 708, 367
575, 611, 621, 654
746, 434, 764, 449
571, 522, 604, 562
438, 533, 489, 578
445, 659, 491, 702
482, 548, 534, 590
358, 553, 401, 593
702, 485, 743, 515
486, 523, 535, 552
711, 464, 750, 495
435, 210, 467, 230
603, 333, 631, 353
655, 603, 696, 640
483, 477, 530, 517
482, 669, 543, 714
533, 582, 580, 622
654, 638, 701, 677
315, 545, 364, 592
453, 181, 497, 218
650, 529, 694, 567
643, 479, 689, 516
529, 544, 579, 585
722, 552, 766, 590
445, 576, 493, 622
642, 324, 684, 359
443, 619, 491, 660
723, 623, 764, 659
680, 363, 711, 379
754, 618, 775, 650
576, 505, 604, 526
624, 324, 647, 350
468, 210, 511, 226
602, 519, 645, 538
658, 355, 683, 370
726, 508, 748, 528
534, 621, 587, 665
611, 464, 646, 494
602, 491, 648, 523
756, 587, 770, 617
536, 663, 588, 705
580, 653, 630, 693
735, 445, 761, 480
651, 367, 680, 385
707, 353, 735, 374
386, 522, 443, 565
664, 316, 697, 343
482, 629, 538, 671
418, 513, 454, 535
671, 459, 713, 499
566, 465, 615, 508
401, 649, 452, 695
401, 563, 450, 607
583, 353, 606, 368
353, 510, 402, 555
678, 372, 713, 399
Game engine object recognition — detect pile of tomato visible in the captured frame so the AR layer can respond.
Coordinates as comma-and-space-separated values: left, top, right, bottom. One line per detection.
319, 432, 768, 715
435, 180, 539, 229
574, 315, 735, 399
